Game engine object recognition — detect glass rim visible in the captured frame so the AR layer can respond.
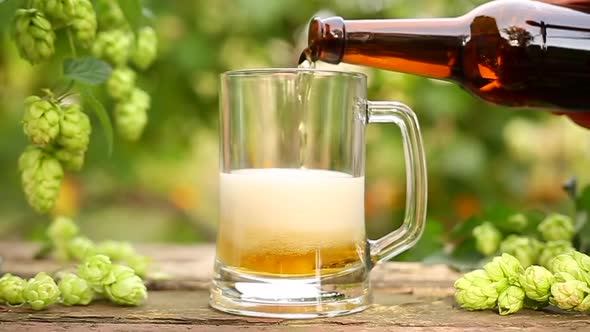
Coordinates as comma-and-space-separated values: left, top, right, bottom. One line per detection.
222, 68, 366, 79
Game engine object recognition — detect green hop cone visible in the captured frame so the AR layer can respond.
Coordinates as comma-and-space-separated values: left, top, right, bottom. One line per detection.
13, 9, 56, 65
550, 279, 590, 310
104, 265, 147, 306
497, 285, 525, 315
538, 240, 575, 269
71, 0, 97, 47
33, 0, 78, 22
115, 88, 150, 141
94, 0, 126, 29
96, 240, 136, 261
483, 253, 523, 285
22, 96, 61, 147
472, 222, 502, 256
19, 146, 64, 214
576, 294, 590, 312
550, 253, 590, 284
55, 147, 85, 171
0, 273, 27, 306
125, 255, 151, 278
47, 216, 79, 261
107, 67, 137, 100
538, 213, 575, 242
23, 272, 60, 310
454, 269, 501, 310
77, 254, 115, 291
499, 235, 542, 267
67, 236, 96, 261
58, 273, 94, 306
92, 29, 133, 66
506, 213, 528, 233
131, 26, 158, 70
57, 104, 91, 152
518, 265, 553, 302
570, 251, 590, 273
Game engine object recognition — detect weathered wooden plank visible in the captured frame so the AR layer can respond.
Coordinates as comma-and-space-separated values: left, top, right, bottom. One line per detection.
0, 290, 588, 331
0, 242, 460, 292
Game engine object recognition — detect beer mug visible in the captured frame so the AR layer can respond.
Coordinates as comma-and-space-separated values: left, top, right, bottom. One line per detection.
210, 68, 427, 318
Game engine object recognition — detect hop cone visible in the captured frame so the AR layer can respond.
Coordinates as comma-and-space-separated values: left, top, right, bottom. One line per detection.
71, 0, 97, 46
538, 240, 574, 269
0, 274, 27, 305
92, 29, 133, 66
454, 269, 503, 310
131, 26, 158, 70
518, 265, 553, 303
125, 255, 151, 278
22, 96, 61, 147
19, 146, 64, 213
47, 216, 79, 261
58, 273, 94, 306
67, 236, 96, 261
77, 254, 115, 291
107, 67, 137, 100
472, 222, 502, 256
13, 9, 55, 64
550, 279, 590, 310
115, 88, 150, 141
103, 265, 147, 306
96, 240, 136, 261
94, 0, 126, 29
550, 253, 590, 284
497, 285, 525, 315
506, 213, 528, 233
538, 213, 575, 242
55, 104, 91, 171
33, 0, 77, 22
499, 235, 542, 267
23, 272, 60, 310
570, 251, 590, 273
483, 253, 523, 285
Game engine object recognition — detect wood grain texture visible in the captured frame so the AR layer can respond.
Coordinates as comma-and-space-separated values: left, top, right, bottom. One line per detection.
0, 242, 586, 331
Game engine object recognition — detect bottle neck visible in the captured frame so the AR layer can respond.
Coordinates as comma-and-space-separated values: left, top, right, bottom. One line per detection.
306, 16, 467, 80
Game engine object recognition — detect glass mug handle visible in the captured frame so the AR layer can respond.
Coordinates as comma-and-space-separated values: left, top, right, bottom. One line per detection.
366, 101, 428, 266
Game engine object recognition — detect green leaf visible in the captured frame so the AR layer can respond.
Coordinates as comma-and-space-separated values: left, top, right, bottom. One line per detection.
396, 219, 444, 262
424, 239, 486, 271
79, 86, 114, 156
119, 0, 143, 31
63, 57, 112, 85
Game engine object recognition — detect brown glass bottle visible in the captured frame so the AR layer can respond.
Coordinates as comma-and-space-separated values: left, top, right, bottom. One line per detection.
301, 0, 590, 112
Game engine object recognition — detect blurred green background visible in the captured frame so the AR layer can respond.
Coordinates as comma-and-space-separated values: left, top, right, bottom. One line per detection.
2, 0, 590, 260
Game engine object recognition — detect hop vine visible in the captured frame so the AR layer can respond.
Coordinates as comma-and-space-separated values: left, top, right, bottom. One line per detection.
11, 0, 158, 214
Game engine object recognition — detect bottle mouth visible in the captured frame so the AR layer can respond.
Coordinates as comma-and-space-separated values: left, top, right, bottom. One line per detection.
302, 16, 345, 64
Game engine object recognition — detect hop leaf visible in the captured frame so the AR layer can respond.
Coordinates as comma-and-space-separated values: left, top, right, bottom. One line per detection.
0, 273, 27, 305
103, 265, 147, 306
483, 253, 523, 285
454, 269, 501, 310
19, 146, 64, 213
22, 96, 61, 147
497, 285, 525, 315
71, 0, 97, 47
518, 265, 553, 302
538, 241, 574, 269
67, 236, 96, 261
538, 213, 575, 242
550, 280, 590, 310
107, 67, 136, 100
77, 254, 114, 291
472, 222, 502, 256
131, 26, 158, 70
33, 0, 78, 22
499, 235, 542, 267
13, 9, 56, 65
92, 29, 133, 66
114, 88, 150, 141
23, 272, 60, 310
58, 273, 94, 306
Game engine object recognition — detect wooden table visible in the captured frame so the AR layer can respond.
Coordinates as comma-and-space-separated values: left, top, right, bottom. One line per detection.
0, 243, 588, 331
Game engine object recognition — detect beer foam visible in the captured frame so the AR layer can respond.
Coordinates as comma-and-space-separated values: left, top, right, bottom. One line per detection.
219, 168, 366, 254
